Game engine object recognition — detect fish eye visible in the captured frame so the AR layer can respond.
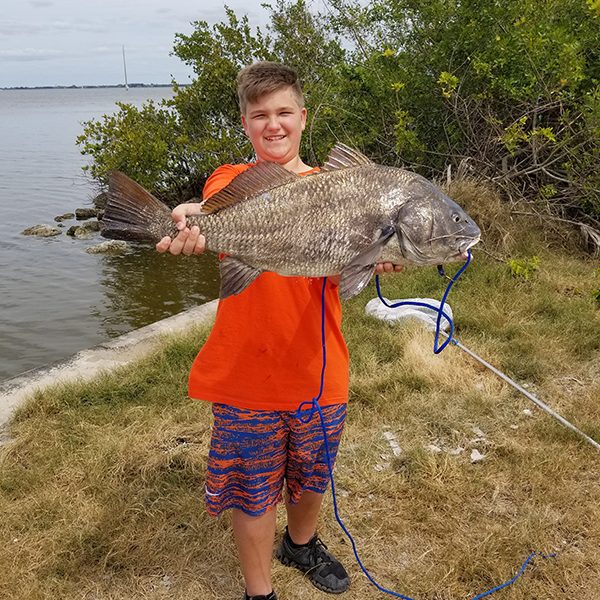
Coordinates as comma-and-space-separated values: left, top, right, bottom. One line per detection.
452, 213, 461, 223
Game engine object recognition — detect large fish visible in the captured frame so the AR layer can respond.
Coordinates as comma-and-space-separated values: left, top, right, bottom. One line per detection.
101, 144, 481, 299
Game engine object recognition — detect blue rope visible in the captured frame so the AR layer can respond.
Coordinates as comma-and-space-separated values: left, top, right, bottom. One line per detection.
295, 262, 555, 599
375, 250, 472, 353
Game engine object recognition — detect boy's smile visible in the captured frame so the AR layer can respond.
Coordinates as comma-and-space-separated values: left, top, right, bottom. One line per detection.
241, 86, 307, 171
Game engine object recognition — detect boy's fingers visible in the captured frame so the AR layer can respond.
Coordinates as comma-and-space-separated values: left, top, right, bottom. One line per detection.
172, 203, 204, 230
169, 228, 190, 255
375, 262, 402, 274
156, 236, 172, 253
182, 226, 202, 255
194, 234, 207, 255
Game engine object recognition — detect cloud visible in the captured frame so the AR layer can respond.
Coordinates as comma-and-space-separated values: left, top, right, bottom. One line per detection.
29, 0, 53, 7
49, 20, 109, 33
0, 20, 108, 36
0, 48, 63, 62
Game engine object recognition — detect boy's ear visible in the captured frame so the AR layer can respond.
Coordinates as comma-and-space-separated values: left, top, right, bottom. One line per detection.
241, 114, 249, 136
300, 107, 307, 131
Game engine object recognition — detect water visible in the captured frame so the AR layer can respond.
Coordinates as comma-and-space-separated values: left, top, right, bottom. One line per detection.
0, 87, 220, 381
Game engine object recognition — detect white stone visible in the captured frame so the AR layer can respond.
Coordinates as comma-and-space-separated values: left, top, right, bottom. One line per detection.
470, 449, 485, 463
382, 430, 403, 456
448, 447, 464, 456
471, 426, 486, 438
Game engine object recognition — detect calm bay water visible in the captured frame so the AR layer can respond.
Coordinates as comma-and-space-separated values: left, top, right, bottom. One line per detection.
0, 87, 219, 381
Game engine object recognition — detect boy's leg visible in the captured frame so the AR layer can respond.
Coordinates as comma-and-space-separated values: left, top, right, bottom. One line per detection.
285, 489, 324, 544
232, 506, 277, 596
277, 403, 350, 593
206, 404, 288, 597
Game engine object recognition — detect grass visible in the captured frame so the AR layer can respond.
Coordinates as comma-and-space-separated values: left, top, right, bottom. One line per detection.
1, 182, 599, 599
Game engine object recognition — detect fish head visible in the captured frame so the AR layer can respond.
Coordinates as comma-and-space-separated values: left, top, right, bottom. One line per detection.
393, 174, 481, 265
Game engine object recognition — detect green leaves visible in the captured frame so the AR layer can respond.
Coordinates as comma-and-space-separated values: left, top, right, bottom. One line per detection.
77, 0, 600, 221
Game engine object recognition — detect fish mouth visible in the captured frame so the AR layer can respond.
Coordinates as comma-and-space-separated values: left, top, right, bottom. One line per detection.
397, 224, 481, 264
457, 236, 481, 259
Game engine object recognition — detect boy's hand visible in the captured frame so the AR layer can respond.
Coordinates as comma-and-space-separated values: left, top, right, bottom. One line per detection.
156, 203, 206, 256
375, 262, 404, 274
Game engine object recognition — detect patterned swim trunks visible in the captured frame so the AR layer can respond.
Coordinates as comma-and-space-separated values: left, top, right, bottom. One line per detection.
205, 402, 347, 516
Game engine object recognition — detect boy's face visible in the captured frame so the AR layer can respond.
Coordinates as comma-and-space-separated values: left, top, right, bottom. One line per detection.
241, 86, 307, 166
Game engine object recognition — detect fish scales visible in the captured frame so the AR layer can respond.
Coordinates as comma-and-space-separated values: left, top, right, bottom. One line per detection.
101, 143, 481, 299
194, 165, 398, 276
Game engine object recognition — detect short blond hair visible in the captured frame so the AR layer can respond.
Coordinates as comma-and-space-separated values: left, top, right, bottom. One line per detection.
236, 61, 304, 114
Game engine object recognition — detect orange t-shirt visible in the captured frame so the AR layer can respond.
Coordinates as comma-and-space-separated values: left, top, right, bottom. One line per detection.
187, 163, 349, 411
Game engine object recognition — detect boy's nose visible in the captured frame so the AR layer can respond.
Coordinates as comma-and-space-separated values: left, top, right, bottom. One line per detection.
266, 116, 280, 130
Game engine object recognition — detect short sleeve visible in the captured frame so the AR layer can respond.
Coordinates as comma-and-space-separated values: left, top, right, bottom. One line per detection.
202, 164, 253, 200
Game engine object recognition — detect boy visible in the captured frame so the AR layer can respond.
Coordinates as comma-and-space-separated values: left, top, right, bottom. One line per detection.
157, 61, 401, 600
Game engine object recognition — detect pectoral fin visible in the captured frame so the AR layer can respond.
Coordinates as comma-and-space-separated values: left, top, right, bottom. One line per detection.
339, 225, 395, 299
219, 257, 263, 299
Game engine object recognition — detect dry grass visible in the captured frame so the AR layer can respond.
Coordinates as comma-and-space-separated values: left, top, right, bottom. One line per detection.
1, 181, 599, 599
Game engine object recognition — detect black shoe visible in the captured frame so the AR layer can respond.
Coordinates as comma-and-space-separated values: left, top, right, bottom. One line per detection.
244, 591, 277, 600
276, 527, 350, 594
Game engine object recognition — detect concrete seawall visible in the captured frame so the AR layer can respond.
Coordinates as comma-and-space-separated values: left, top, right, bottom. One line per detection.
0, 300, 218, 431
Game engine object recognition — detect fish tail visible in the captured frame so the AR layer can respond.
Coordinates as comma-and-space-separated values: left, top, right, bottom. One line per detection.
101, 171, 173, 243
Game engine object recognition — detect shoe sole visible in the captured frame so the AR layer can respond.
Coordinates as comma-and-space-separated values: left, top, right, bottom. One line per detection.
276, 549, 350, 594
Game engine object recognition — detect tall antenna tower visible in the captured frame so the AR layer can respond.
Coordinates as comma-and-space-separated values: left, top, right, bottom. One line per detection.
122, 45, 129, 91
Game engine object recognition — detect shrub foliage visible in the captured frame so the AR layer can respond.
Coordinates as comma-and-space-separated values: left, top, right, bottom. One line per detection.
77, 0, 600, 220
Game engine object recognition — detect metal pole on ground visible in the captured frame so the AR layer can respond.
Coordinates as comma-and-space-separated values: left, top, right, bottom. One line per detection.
445, 334, 600, 453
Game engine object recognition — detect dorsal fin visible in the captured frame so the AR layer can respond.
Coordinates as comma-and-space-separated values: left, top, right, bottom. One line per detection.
201, 161, 299, 214
321, 143, 373, 172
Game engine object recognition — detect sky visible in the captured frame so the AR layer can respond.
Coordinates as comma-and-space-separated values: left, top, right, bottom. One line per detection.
0, 0, 273, 88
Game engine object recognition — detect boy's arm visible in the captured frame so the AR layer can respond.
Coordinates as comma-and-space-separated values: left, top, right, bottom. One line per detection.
155, 165, 245, 256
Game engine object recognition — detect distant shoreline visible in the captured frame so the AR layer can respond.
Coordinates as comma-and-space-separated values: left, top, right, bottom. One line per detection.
0, 83, 184, 91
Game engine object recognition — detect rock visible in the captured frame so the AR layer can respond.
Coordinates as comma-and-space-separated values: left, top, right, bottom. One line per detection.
382, 430, 403, 457
54, 212, 74, 222
85, 241, 128, 254
470, 449, 485, 463
448, 447, 465, 456
75, 208, 99, 220
67, 221, 101, 239
426, 443, 443, 454
82, 220, 100, 232
21, 224, 62, 237
523, 409, 533, 417
92, 191, 109, 210
471, 426, 486, 438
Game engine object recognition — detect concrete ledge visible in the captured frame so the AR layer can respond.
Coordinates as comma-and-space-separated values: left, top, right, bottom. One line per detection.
0, 300, 218, 429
